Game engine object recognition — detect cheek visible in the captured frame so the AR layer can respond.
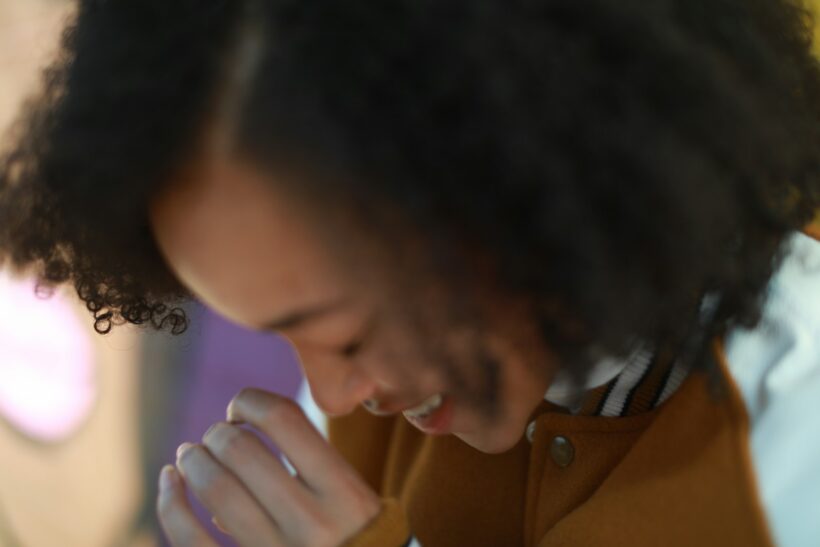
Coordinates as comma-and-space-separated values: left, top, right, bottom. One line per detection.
453, 352, 553, 453
360, 347, 446, 401
453, 393, 541, 453
361, 321, 449, 392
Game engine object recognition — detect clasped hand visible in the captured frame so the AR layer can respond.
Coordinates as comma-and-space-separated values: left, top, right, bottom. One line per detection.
157, 388, 381, 547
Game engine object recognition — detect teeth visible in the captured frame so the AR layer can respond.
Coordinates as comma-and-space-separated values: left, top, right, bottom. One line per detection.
403, 393, 443, 419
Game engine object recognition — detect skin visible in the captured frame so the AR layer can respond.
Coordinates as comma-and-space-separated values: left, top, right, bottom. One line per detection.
150, 152, 555, 545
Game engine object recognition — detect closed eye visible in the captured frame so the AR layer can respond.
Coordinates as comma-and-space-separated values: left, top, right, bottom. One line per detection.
338, 338, 365, 359
337, 315, 377, 359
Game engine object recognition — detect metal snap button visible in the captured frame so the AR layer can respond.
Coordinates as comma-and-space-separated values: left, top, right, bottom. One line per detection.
550, 435, 575, 468
525, 421, 537, 443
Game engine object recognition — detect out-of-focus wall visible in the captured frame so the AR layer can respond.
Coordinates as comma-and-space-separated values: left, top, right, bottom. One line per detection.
0, 2, 154, 546
812, 0, 820, 56
0, 282, 151, 547
0, 5, 306, 546
0, 0, 69, 136
1, 1, 818, 546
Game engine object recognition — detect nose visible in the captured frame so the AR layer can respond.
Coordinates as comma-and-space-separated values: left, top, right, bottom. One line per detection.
298, 354, 377, 417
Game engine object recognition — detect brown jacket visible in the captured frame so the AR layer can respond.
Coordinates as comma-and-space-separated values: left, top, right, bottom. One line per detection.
331, 340, 774, 546
330, 224, 820, 546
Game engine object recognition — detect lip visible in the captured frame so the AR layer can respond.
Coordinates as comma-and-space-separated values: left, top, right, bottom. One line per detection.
402, 394, 454, 435
363, 393, 444, 416
361, 400, 399, 416
362, 397, 426, 416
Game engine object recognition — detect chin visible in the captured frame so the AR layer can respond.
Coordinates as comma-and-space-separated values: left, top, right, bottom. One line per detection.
455, 423, 526, 454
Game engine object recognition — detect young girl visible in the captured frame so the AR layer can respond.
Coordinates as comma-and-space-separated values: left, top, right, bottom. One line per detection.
2, 1, 819, 545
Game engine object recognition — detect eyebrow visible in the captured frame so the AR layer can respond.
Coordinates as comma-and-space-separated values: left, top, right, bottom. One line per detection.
262, 301, 346, 332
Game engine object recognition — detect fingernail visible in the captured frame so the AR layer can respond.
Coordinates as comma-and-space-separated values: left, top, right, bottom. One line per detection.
159, 465, 177, 491
176, 442, 194, 460
212, 516, 230, 535
202, 422, 222, 441
226, 401, 238, 423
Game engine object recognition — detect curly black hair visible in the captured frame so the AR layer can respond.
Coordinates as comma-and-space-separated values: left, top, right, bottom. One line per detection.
1, 0, 819, 372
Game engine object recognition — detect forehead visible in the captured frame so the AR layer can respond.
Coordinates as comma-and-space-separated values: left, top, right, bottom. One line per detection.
149, 159, 347, 329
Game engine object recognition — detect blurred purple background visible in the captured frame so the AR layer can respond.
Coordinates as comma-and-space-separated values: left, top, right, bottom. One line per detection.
157, 307, 305, 547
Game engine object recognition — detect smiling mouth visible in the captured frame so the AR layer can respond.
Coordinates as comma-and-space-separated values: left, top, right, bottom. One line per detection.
401, 393, 454, 435
402, 393, 444, 419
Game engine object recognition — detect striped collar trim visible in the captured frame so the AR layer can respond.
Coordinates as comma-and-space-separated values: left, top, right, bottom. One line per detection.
545, 344, 693, 418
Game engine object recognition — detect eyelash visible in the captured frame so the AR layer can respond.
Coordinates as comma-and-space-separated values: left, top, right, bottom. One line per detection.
338, 337, 366, 359
337, 317, 376, 360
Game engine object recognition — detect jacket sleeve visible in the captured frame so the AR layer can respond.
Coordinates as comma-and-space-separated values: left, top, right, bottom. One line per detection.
343, 498, 418, 547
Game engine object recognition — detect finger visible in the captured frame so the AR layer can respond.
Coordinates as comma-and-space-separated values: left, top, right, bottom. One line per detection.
211, 517, 230, 535
176, 442, 284, 547
226, 389, 366, 496
203, 421, 331, 541
156, 465, 219, 547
